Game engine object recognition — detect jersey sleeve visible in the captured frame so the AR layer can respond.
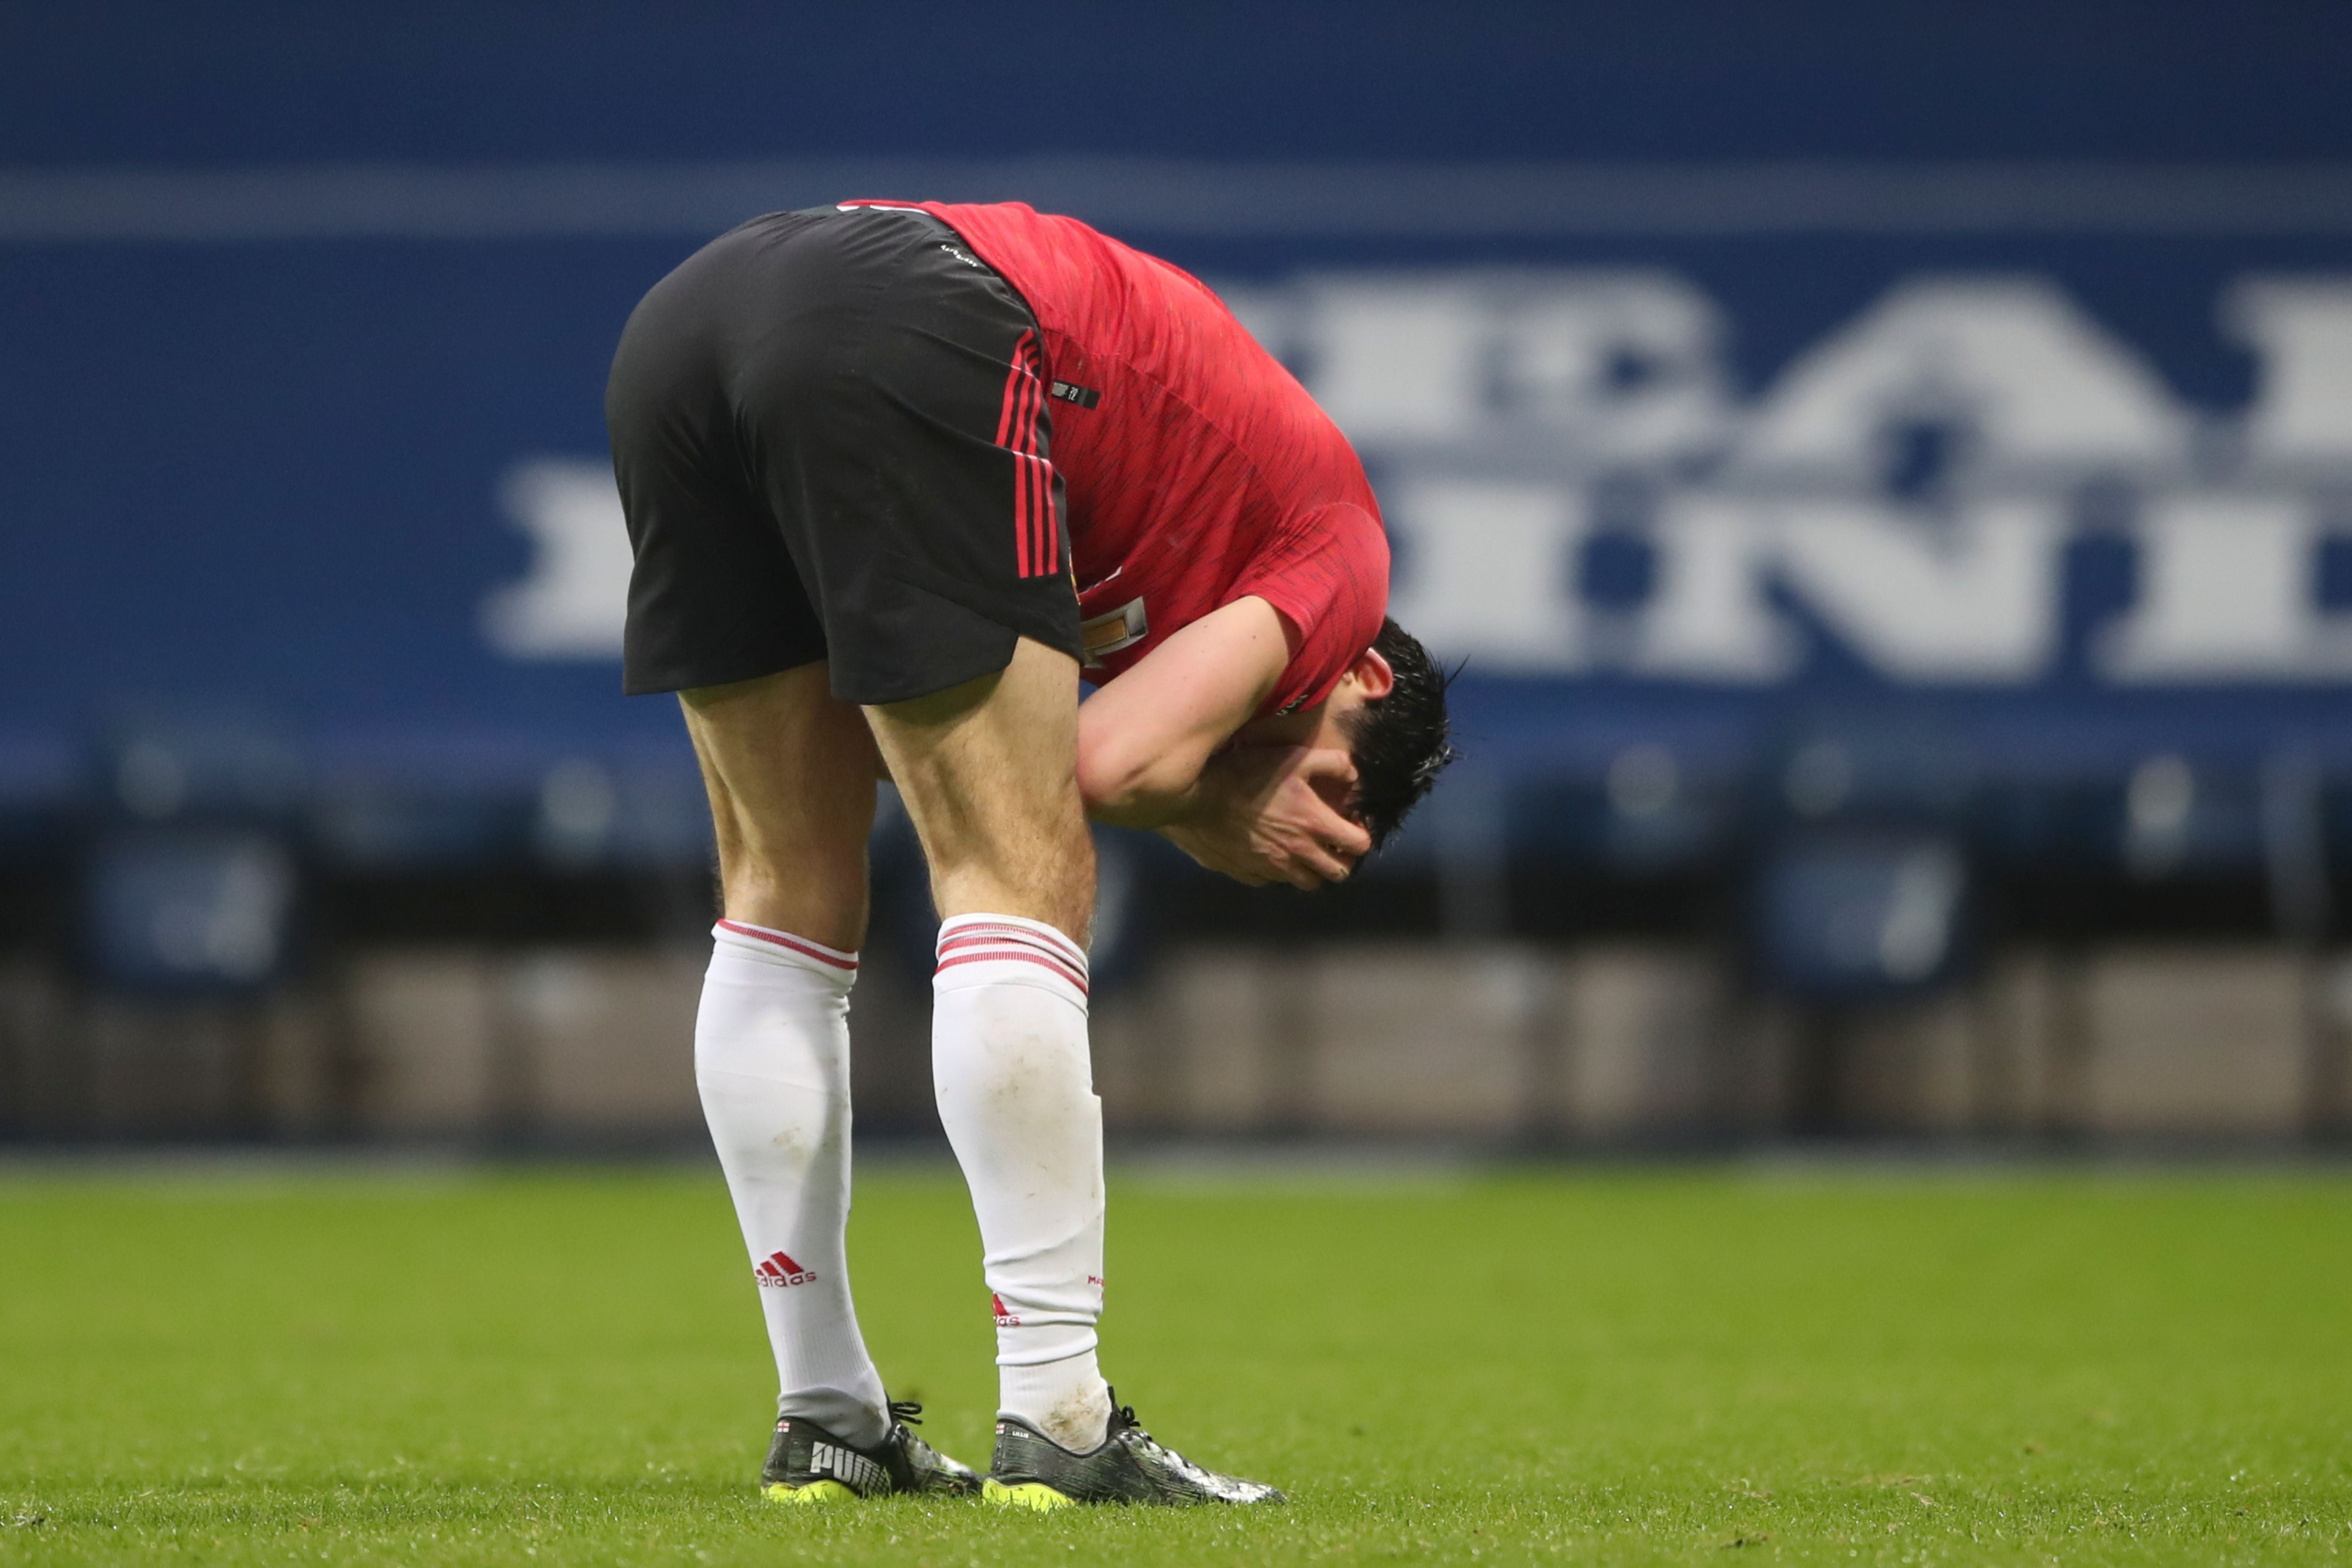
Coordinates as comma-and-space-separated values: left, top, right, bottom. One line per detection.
1229, 502, 1392, 717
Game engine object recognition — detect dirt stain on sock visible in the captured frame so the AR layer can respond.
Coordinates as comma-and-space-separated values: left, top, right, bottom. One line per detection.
1041, 1382, 1111, 1451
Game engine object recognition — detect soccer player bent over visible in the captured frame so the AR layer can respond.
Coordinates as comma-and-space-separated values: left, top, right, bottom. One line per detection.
606, 200, 1452, 1508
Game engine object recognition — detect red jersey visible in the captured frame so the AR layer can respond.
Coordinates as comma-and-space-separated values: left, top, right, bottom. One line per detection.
850, 199, 1390, 716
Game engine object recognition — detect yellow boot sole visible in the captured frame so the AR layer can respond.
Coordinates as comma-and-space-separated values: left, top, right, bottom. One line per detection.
762, 1479, 860, 1505
983, 1478, 1077, 1510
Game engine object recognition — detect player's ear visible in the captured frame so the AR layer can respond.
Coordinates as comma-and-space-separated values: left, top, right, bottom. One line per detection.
1351, 646, 1396, 700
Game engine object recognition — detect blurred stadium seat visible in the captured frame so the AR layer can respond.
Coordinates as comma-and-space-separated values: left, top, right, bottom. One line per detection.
0, 732, 80, 858
1753, 832, 1969, 998
78, 719, 305, 994
82, 830, 298, 992
1747, 721, 1975, 999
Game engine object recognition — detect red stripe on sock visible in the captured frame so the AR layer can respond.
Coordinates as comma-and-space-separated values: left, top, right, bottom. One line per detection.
934, 936, 1090, 993
715, 920, 858, 971
936, 931, 1086, 967
937, 919, 1087, 965
933, 950, 1090, 996
935, 946, 1090, 993
937, 928, 1087, 966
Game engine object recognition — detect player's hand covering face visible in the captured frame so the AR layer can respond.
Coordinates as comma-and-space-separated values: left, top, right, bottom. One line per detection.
1158, 744, 1370, 890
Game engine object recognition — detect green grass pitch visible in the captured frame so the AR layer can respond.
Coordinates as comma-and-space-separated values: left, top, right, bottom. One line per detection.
3, 1161, 2349, 1564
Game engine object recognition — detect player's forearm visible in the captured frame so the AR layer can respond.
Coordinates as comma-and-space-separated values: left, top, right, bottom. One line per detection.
1074, 727, 1213, 830
1073, 596, 1292, 828
1089, 792, 1200, 832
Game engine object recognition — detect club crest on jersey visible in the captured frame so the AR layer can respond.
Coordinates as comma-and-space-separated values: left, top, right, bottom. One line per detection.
1080, 597, 1148, 667
1049, 380, 1101, 408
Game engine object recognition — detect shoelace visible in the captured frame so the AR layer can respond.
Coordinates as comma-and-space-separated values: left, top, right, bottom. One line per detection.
1103, 1390, 1226, 1485
1106, 1392, 1171, 1458
885, 1399, 949, 1465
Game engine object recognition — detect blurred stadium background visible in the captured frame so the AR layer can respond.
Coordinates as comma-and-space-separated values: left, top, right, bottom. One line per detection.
6, 2, 2352, 1152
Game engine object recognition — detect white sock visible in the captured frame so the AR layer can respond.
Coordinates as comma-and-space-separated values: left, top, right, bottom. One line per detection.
931, 913, 1112, 1451
696, 919, 889, 1450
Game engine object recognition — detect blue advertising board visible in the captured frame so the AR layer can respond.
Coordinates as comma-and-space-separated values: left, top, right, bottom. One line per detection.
6, 9, 2352, 981
9, 161, 2351, 746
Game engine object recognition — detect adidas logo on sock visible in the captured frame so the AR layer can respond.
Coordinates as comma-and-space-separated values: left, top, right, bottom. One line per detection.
992, 1291, 1021, 1326
755, 1250, 817, 1288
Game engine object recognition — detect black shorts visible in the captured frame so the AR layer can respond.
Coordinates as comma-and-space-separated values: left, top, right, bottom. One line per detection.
606, 204, 1080, 705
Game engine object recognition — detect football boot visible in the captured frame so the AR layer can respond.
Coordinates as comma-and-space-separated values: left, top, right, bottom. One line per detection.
982, 1390, 1284, 1508
761, 1400, 981, 1503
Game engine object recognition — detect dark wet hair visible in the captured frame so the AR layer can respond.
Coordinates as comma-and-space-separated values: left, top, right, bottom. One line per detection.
1339, 618, 1457, 853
